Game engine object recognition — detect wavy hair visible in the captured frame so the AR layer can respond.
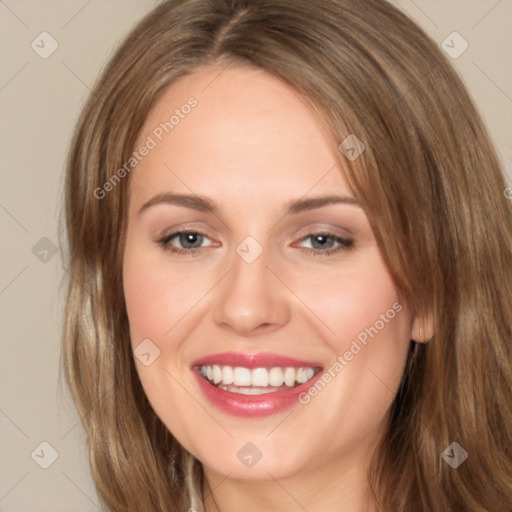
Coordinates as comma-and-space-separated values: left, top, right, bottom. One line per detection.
60, 0, 512, 510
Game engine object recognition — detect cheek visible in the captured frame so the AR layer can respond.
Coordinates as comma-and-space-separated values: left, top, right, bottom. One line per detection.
286, 255, 407, 353
122, 239, 211, 346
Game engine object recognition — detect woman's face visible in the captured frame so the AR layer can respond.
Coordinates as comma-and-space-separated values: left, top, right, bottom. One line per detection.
123, 65, 417, 482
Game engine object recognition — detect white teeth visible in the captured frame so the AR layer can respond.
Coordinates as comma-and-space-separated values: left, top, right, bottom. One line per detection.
233, 366, 252, 386
296, 367, 315, 384
268, 367, 284, 386
251, 368, 269, 387
284, 367, 296, 387
199, 364, 318, 390
222, 365, 233, 385
212, 365, 222, 384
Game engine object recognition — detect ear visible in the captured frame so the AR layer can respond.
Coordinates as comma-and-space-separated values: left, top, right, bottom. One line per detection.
411, 313, 434, 343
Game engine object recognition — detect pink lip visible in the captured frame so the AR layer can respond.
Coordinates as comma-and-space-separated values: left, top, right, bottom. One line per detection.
191, 351, 322, 369
191, 352, 324, 418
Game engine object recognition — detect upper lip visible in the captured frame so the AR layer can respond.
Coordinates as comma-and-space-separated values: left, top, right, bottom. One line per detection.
191, 352, 323, 369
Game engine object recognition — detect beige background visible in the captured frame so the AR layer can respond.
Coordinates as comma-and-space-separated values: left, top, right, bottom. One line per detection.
1, 1, 511, 511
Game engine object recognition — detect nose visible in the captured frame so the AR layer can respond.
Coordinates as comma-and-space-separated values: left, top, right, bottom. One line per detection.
212, 247, 291, 337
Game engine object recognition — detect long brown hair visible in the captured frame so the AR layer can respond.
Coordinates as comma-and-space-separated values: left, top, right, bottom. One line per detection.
60, 0, 512, 510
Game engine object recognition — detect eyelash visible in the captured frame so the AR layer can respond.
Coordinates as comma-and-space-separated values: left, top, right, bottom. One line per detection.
156, 230, 354, 257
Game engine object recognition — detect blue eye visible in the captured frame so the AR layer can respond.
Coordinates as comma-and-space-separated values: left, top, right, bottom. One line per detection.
158, 231, 213, 255
173, 232, 207, 249
296, 233, 354, 256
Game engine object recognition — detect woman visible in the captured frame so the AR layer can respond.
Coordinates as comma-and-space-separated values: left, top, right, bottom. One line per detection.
60, 0, 512, 510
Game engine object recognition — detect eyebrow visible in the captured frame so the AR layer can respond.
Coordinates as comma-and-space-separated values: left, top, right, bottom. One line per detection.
137, 192, 361, 216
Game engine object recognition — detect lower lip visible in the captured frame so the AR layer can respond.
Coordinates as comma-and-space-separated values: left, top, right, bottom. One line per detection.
193, 368, 323, 417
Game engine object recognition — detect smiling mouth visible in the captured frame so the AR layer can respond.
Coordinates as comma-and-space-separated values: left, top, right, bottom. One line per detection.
198, 364, 320, 395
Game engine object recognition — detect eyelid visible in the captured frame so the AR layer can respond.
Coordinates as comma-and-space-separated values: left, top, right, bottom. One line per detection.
291, 223, 354, 240
292, 232, 353, 253
157, 222, 216, 240
158, 229, 218, 246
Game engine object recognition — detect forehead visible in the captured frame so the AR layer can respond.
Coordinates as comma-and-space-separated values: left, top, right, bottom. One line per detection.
129, 65, 353, 208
